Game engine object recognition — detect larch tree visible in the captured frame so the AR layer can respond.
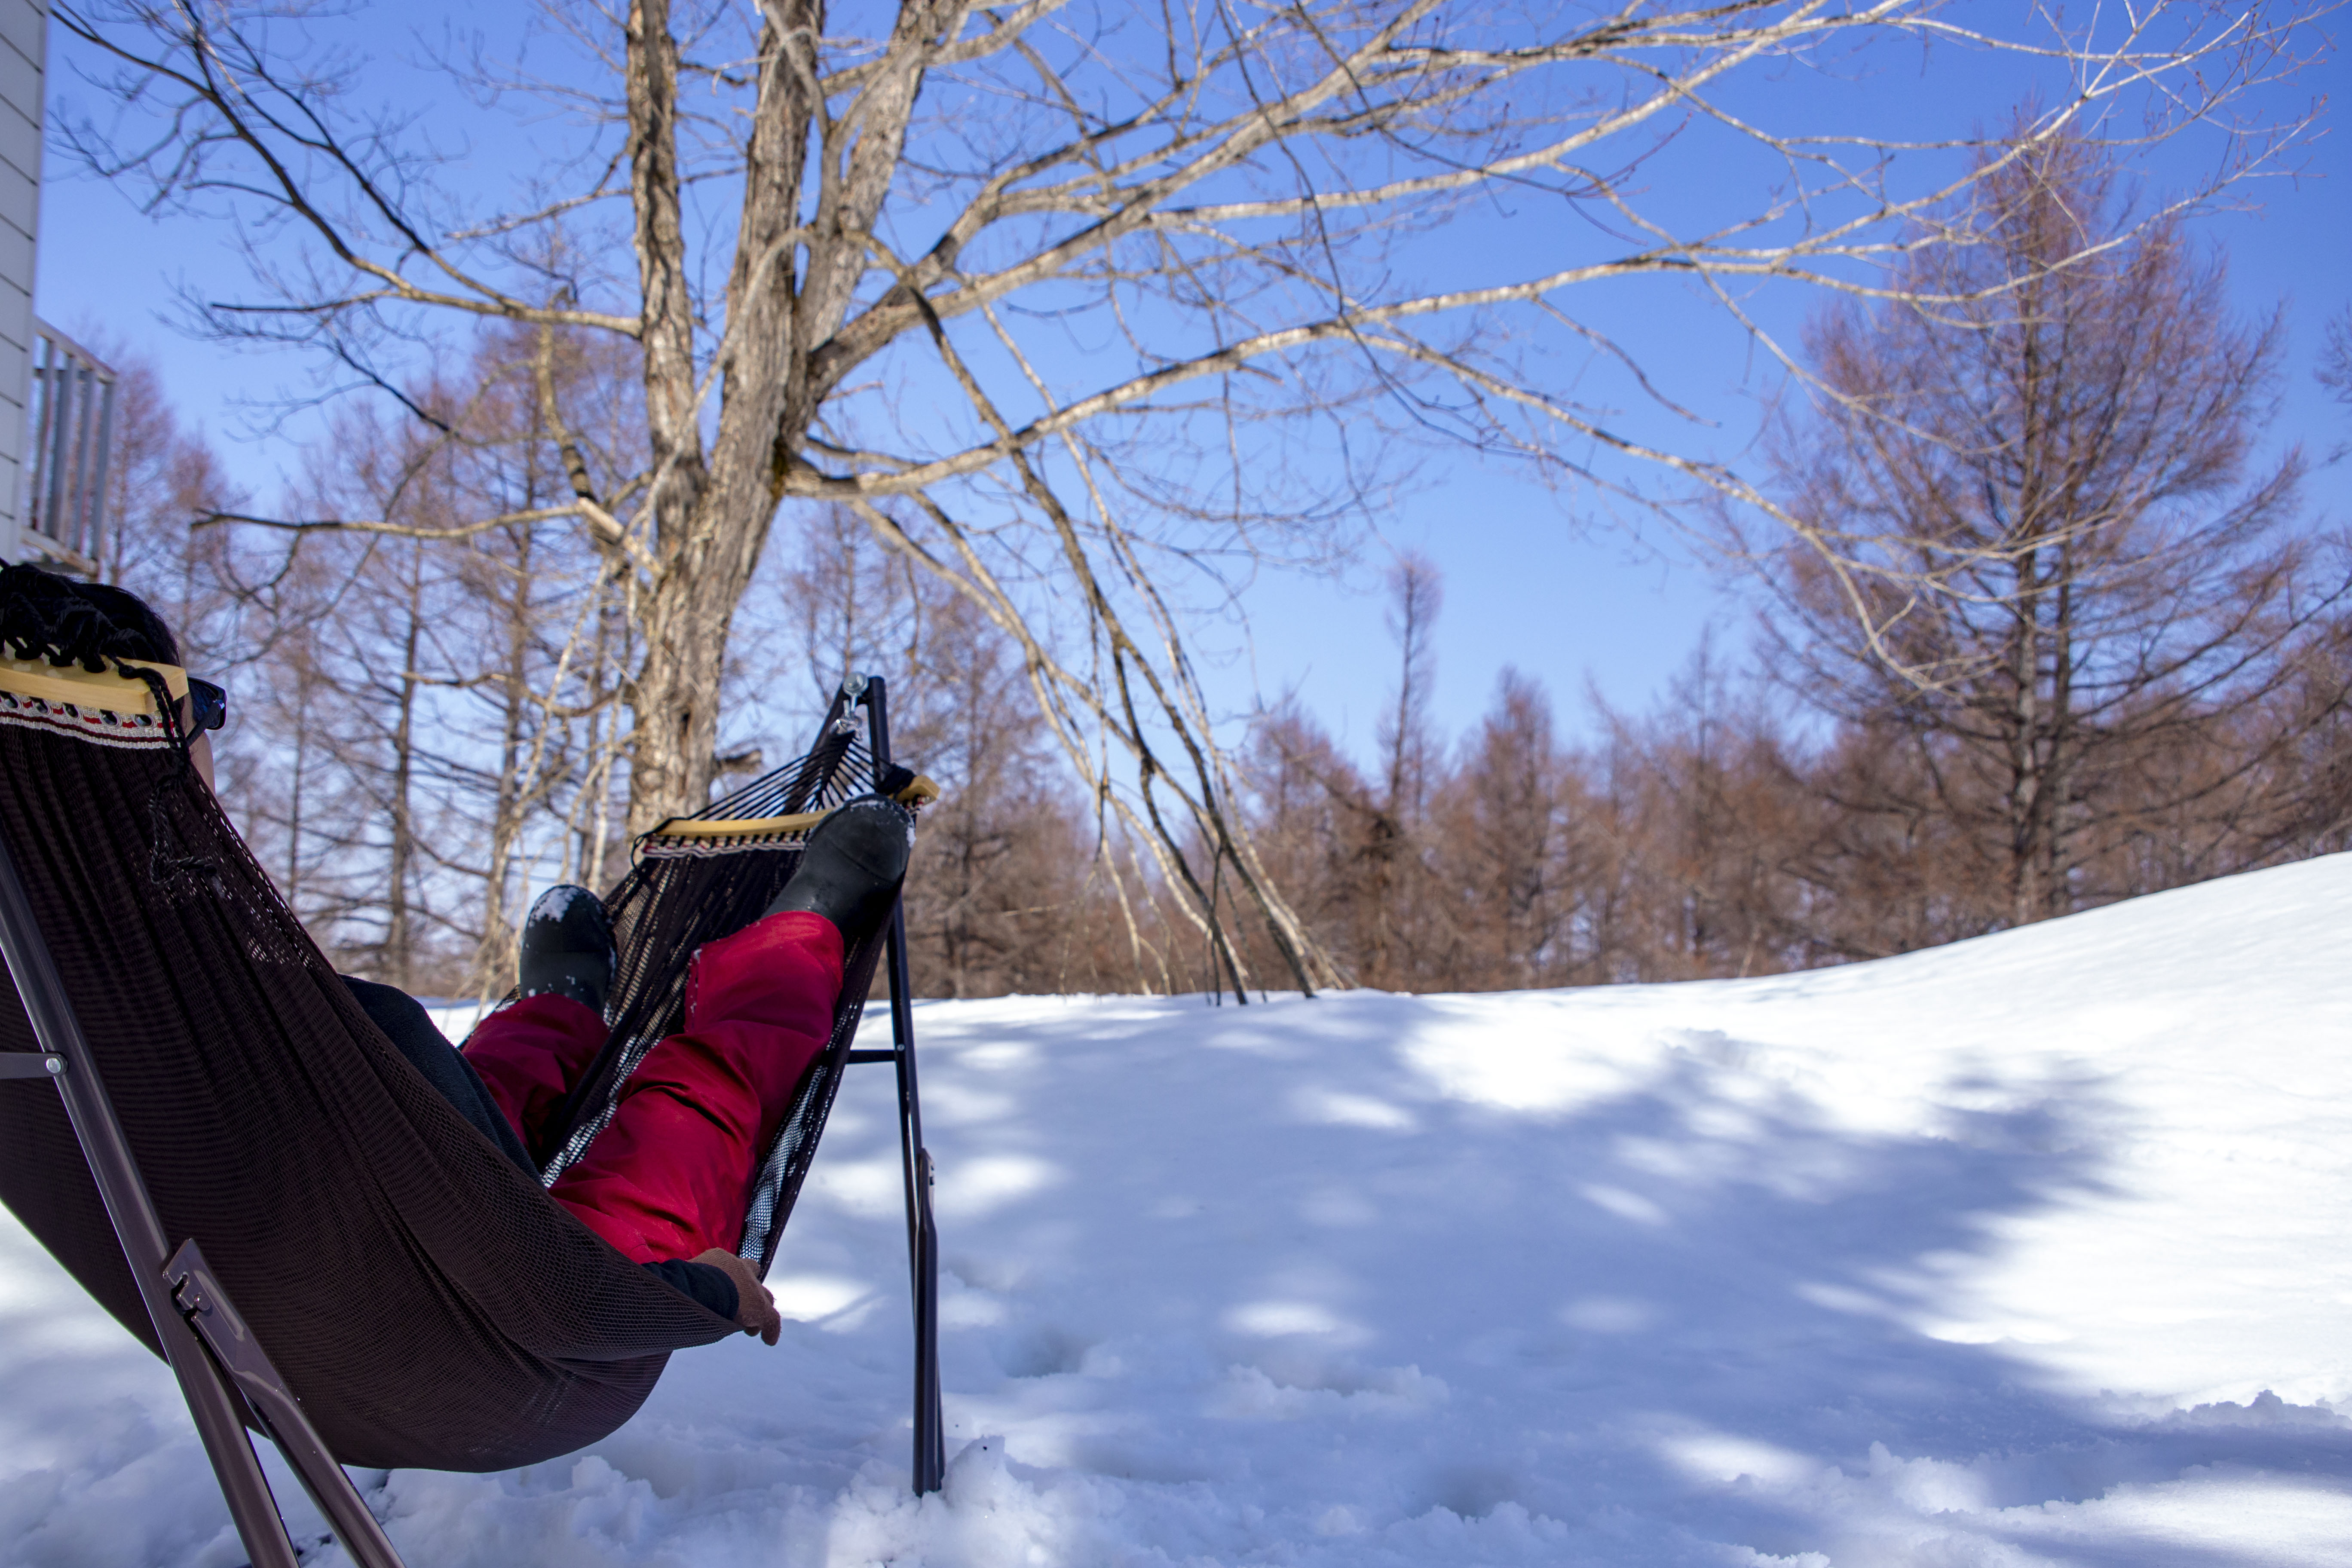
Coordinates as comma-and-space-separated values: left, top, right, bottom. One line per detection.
1432, 668, 1568, 989
51, 0, 2322, 992
1754, 131, 2345, 929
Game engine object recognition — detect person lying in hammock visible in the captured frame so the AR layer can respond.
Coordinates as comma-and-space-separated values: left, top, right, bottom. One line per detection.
17, 567, 909, 1350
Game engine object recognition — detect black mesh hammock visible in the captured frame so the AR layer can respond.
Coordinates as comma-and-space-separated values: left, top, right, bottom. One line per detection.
0, 593, 943, 1568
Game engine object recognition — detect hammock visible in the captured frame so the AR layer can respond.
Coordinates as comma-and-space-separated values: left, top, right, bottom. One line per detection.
0, 622, 944, 1568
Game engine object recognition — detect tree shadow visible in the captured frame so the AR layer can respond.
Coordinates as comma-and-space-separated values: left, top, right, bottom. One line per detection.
7, 986, 2346, 1566
760, 989, 2352, 1566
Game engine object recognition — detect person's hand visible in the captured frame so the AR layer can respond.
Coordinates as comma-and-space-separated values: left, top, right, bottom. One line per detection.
692, 1248, 781, 1345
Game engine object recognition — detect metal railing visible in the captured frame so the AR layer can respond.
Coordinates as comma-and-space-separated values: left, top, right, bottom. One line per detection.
21, 321, 119, 572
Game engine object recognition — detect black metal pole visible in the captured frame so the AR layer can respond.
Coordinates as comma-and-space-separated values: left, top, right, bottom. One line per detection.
863, 678, 946, 1494
0, 820, 306, 1568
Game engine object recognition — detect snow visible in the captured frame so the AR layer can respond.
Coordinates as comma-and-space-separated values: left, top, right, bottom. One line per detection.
8, 855, 2352, 1565
524, 883, 600, 923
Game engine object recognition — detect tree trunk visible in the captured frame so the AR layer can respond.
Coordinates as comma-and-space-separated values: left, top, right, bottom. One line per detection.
385, 544, 426, 989
476, 528, 536, 998
619, 0, 827, 832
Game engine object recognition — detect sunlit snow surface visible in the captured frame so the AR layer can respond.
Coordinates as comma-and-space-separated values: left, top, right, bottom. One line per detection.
7, 856, 2352, 1565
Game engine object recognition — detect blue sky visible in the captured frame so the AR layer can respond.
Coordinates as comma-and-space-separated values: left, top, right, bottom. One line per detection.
32, 4, 2347, 766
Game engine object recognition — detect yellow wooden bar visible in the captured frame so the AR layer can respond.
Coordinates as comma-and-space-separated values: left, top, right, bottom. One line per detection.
642, 772, 941, 842
0, 655, 192, 716
649, 810, 829, 842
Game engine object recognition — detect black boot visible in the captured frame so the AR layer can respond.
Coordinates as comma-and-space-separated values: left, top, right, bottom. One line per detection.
765, 794, 915, 945
517, 885, 617, 1016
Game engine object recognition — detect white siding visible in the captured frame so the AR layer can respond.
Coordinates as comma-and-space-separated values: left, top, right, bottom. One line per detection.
0, 0, 40, 564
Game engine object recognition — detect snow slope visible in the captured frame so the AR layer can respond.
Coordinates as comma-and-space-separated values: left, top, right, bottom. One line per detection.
6, 855, 2352, 1566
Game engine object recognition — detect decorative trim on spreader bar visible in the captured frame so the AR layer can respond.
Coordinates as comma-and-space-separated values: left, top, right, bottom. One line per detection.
0, 656, 193, 749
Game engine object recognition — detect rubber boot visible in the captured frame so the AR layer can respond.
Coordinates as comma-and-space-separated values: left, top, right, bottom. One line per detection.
517, 885, 618, 1017
764, 795, 915, 946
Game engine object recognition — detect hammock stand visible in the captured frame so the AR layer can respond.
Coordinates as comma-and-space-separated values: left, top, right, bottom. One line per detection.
0, 662, 945, 1568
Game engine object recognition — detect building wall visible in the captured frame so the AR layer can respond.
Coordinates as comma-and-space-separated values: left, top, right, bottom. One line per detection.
0, 0, 39, 565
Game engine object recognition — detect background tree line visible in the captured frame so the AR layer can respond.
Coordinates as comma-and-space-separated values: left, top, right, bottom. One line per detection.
92, 134, 2352, 999
52, 0, 2321, 998
1245, 140, 2352, 987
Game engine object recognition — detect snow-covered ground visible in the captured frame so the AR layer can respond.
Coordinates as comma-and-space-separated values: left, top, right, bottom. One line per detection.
7, 857, 2352, 1566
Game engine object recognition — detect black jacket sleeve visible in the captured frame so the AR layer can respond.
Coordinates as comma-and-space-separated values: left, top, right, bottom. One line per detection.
641, 1258, 740, 1322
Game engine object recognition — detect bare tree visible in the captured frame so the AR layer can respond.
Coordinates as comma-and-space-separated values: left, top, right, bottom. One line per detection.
180, 334, 643, 991
93, 347, 250, 664
897, 591, 1097, 996
52, 0, 2322, 992
1755, 131, 2346, 929
1236, 554, 1457, 989
1234, 701, 1359, 986
1430, 668, 1567, 988
1588, 637, 1813, 975
766, 502, 1189, 995
2321, 306, 2352, 453
1380, 554, 1444, 821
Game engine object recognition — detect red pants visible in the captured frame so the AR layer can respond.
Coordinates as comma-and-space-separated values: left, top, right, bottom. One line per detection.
462, 911, 843, 1263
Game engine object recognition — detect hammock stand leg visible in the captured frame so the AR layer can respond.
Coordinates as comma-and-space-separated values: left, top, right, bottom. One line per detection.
855, 676, 946, 1494
0, 829, 408, 1568
879, 905, 944, 1494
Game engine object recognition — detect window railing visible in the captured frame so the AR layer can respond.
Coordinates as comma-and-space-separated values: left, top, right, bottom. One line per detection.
21, 321, 119, 573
